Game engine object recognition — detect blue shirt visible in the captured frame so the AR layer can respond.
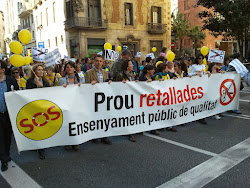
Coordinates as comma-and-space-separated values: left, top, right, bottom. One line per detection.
0, 76, 8, 112
132, 62, 138, 73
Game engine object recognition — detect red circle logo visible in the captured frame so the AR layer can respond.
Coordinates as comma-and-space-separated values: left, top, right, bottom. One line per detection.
220, 79, 236, 106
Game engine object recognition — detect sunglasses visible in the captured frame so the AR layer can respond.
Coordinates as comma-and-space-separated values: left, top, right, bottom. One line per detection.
13, 72, 19, 74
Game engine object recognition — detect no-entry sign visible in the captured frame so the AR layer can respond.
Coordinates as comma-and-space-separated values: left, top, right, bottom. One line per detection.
220, 79, 236, 105
171, 42, 175, 48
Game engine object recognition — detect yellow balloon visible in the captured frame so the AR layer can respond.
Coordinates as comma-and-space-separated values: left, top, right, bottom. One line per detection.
9, 41, 23, 54
24, 56, 33, 65
10, 54, 26, 67
18, 29, 32, 45
152, 47, 157, 53
167, 52, 175, 62
167, 50, 172, 55
117, 46, 122, 51
104, 42, 112, 50
156, 61, 163, 68
201, 46, 209, 56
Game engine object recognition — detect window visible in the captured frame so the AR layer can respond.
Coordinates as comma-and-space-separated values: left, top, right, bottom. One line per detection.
61, 35, 63, 43
53, 2, 55, 23
55, 37, 57, 46
151, 6, 162, 24
124, 3, 133, 25
36, 16, 38, 25
46, 8, 48, 26
31, 15, 33, 24
150, 40, 162, 56
32, 31, 34, 39
48, 39, 50, 48
184, 0, 189, 10
40, 12, 42, 25
66, 0, 74, 19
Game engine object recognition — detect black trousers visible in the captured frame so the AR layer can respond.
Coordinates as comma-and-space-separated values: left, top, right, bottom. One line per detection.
0, 112, 12, 163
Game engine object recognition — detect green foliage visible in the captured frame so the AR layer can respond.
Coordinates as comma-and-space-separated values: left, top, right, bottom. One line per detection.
197, 0, 250, 57
172, 12, 190, 52
187, 25, 206, 50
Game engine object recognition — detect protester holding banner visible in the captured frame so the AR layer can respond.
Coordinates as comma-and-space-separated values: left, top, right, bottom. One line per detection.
45, 66, 62, 86
114, 59, 139, 142
111, 50, 131, 81
0, 61, 19, 172
19, 66, 31, 90
139, 65, 161, 136
11, 67, 21, 87
85, 55, 112, 145
58, 61, 83, 87
139, 65, 155, 82
153, 63, 170, 81
26, 64, 50, 159
58, 61, 82, 151
174, 61, 188, 78
26, 64, 50, 89
188, 54, 207, 76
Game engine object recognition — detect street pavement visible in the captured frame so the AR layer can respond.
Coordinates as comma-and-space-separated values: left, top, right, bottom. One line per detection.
0, 86, 250, 188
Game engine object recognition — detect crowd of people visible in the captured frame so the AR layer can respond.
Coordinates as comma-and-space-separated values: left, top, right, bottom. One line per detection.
0, 47, 244, 172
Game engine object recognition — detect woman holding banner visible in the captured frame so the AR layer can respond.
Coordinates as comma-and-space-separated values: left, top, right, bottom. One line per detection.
26, 64, 50, 160
114, 59, 138, 142
58, 61, 82, 150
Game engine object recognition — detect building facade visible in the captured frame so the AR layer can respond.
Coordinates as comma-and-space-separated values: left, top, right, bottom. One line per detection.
5, 0, 21, 56
0, 11, 7, 56
18, 0, 36, 50
65, 0, 172, 58
33, 0, 68, 56
178, 0, 237, 56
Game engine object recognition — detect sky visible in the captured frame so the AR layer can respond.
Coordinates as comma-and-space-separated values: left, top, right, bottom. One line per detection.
0, 0, 5, 12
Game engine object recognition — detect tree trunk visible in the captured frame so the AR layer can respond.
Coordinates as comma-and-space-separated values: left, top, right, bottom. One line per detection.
180, 38, 183, 54
237, 34, 244, 61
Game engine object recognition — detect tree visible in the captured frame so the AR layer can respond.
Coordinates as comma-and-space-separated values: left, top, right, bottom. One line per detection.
187, 26, 206, 54
197, 0, 250, 59
172, 12, 190, 53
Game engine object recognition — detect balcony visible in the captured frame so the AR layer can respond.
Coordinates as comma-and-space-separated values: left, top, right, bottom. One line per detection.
65, 17, 108, 31
147, 23, 167, 34
18, 3, 33, 18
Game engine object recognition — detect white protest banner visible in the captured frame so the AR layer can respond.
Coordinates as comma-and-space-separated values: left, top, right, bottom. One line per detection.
136, 52, 142, 58
44, 48, 61, 67
104, 49, 119, 61
5, 72, 240, 152
32, 47, 48, 62
0, 54, 2, 60
69, 58, 76, 63
97, 51, 103, 56
229, 59, 249, 78
145, 53, 155, 59
208, 49, 225, 63
64, 55, 69, 60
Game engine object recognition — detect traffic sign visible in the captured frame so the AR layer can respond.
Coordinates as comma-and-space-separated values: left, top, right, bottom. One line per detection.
171, 42, 175, 48
38, 42, 45, 48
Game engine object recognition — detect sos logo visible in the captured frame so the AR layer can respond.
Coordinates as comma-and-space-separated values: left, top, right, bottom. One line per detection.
16, 100, 63, 141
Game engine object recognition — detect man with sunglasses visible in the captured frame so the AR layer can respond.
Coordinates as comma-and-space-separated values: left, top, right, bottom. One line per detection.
0, 61, 19, 172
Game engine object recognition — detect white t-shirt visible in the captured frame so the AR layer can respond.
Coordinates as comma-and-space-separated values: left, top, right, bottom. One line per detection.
188, 64, 206, 76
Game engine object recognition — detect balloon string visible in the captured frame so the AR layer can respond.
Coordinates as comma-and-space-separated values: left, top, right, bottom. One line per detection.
28, 65, 38, 79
